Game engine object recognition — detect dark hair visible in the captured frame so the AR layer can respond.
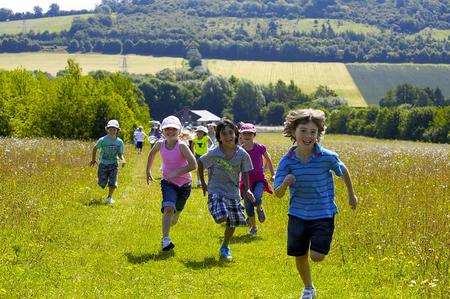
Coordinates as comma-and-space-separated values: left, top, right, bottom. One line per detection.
215, 119, 239, 144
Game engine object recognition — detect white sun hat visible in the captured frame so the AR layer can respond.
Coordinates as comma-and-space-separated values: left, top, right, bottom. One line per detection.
161, 115, 182, 130
195, 125, 208, 134
106, 119, 120, 129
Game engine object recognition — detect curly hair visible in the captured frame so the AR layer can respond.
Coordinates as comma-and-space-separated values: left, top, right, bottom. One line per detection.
283, 109, 326, 142
216, 119, 239, 144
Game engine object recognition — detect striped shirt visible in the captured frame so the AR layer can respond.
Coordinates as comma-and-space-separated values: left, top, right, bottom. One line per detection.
274, 144, 346, 220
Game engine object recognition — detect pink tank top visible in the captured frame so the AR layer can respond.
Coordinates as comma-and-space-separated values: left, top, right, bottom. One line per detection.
160, 140, 192, 186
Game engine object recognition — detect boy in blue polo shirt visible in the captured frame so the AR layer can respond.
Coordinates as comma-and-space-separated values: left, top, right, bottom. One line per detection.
274, 109, 358, 299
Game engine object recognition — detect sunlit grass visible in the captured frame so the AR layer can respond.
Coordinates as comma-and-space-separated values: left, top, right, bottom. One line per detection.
0, 134, 448, 297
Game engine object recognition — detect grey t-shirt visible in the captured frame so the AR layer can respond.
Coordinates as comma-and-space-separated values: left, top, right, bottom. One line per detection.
200, 145, 253, 200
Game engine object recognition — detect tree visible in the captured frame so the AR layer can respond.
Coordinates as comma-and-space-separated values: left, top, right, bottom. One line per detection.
232, 80, 265, 123
197, 75, 232, 116
261, 102, 285, 125
186, 47, 202, 69
33, 6, 43, 18
47, 3, 60, 17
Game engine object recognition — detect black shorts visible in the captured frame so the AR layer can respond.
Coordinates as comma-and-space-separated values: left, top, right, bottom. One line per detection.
136, 141, 143, 149
287, 215, 334, 256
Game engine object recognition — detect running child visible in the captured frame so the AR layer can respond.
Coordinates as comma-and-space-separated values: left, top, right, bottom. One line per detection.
192, 125, 213, 187
274, 109, 358, 299
198, 119, 256, 261
90, 119, 125, 205
146, 115, 197, 251
239, 123, 275, 236
133, 126, 146, 154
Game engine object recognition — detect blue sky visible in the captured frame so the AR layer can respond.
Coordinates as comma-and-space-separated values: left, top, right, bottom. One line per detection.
0, 0, 102, 13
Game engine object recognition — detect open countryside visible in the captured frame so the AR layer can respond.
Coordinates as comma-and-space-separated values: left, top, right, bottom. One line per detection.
1, 52, 450, 106
0, 14, 94, 34
1, 134, 448, 297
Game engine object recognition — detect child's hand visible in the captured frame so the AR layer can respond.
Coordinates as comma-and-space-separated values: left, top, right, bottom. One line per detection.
349, 194, 358, 209
283, 174, 296, 186
146, 172, 154, 184
201, 182, 207, 196
246, 190, 256, 204
89, 160, 97, 167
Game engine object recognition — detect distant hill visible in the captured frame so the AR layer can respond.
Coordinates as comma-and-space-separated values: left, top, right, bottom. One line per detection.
0, 0, 448, 63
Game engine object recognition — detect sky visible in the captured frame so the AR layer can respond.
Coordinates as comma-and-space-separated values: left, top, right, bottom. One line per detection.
0, 0, 102, 13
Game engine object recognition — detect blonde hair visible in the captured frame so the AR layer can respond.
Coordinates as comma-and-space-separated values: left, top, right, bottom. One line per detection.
283, 109, 326, 142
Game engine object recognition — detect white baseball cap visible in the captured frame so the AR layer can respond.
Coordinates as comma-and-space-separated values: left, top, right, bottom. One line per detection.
195, 125, 208, 134
161, 116, 182, 130
106, 119, 120, 129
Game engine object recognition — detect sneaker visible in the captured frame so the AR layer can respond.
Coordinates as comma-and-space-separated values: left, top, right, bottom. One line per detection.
219, 245, 232, 261
171, 212, 180, 226
105, 196, 114, 205
256, 207, 266, 223
300, 287, 316, 299
162, 237, 175, 251
248, 226, 258, 236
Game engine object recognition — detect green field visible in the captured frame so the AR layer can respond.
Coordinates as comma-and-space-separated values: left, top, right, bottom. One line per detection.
412, 28, 450, 41
347, 63, 450, 105
206, 18, 380, 36
1, 52, 449, 107
0, 135, 448, 297
0, 14, 94, 34
205, 59, 367, 107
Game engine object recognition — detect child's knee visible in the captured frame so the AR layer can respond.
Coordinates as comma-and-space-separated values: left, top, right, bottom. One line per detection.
215, 217, 227, 224
163, 206, 174, 214
310, 251, 325, 262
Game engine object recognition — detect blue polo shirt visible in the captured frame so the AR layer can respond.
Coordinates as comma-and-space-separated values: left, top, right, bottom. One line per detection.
274, 144, 346, 220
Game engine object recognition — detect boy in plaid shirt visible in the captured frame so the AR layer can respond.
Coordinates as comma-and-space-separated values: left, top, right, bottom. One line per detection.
198, 119, 256, 261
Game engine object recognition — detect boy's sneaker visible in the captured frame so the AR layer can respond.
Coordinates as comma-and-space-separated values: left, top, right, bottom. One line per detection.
162, 237, 175, 251
171, 212, 180, 226
105, 196, 114, 205
256, 207, 266, 223
300, 287, 316, 299
248, 226, 258, 236
219, 245, 232, 261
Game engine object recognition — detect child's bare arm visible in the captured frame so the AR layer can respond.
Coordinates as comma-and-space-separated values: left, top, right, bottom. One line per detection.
341, 166, 358, 209
197, 160, 207, 196
166, 143, 197, 179
90, 146, 98, 166
263, 151, 275, 180
146, 141, 161, 184
241, 172, 256, 203
274, 174, 295, 198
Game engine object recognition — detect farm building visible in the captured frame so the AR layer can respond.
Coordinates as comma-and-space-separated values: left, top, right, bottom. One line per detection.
174, 108, 221, 126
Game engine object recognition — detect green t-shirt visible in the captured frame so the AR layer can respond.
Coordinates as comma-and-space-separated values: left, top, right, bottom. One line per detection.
193, 135, 210, 156
95, 135, 124, 165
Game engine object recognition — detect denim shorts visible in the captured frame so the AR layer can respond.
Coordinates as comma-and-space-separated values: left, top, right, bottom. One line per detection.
97, 163, 118, 188
244, 181, 265, 217
160, 179, 191, 213
287, 215, 335, 256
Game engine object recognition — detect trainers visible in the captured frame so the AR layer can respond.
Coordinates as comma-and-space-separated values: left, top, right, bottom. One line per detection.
105, 196, 114, 205
219, 245, 232, 261
300, 287, 316, 299
162, 237, 175, 251
248, 226, 258, 236
171, 212, 180, 226
256, 207, 266, 223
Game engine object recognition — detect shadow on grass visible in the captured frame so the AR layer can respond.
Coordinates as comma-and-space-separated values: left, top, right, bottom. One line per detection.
83, 198, 105, 206
182, 256, 229, 270
125, 251, 175, 264
219, 234, 263, 244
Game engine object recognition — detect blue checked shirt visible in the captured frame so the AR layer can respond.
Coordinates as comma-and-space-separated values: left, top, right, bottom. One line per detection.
274, 144, 346, 220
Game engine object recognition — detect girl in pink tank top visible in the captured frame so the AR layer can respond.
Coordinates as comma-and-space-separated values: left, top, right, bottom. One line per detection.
146, 115, 197, 251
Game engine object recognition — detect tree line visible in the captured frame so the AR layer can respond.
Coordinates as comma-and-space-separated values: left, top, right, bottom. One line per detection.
0, 60, 149, 140
0, 3, 90, 22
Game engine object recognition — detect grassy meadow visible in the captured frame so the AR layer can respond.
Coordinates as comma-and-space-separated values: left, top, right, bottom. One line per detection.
0, 14, 94, 35
0, 134, 448, 297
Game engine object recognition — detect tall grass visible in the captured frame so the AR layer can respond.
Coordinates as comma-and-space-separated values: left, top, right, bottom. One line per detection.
0, 134, 448, 297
